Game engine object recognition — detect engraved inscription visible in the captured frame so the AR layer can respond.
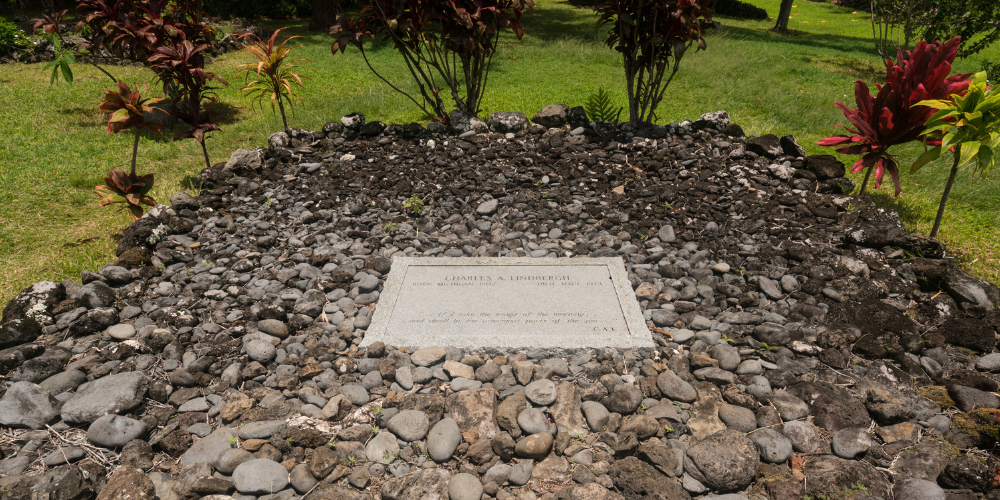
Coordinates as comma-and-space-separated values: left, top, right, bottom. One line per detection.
362, 257, 653, 350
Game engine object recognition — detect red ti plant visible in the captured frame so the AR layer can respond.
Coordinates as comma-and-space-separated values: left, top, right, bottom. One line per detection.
596, 0, 717, 125
98, 80, 167, 175
94, 169, 157, 220
148, 39, 229, 169
817, 36, 972, 196
332, 0, 534, 122
96, 81, 165, 220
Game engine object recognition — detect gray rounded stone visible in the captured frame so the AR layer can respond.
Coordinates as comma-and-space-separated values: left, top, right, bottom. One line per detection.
735, 360, 762, 375
477, 199, 499, 216
394, 366, 414, 390
339, 383, 370, 406
411, 346, 447, 367
427, 418, 462, 462
832, 427, 873, 459
657, 370, 698, 403
289, 463, 317, 494
39, 370, 87, 396
782, 420, 823, 453
107, 324, 136, 340
43, 447, 87, 466
237, 420, 287, 439
0, 381, 59, 429
718, 404, 756, 433
449, 473, 484, 500
581, 401, 610, 432
366, 430, 401, 464
233, 458, 289, 495
894, 478, 945, 500
215, 448, 254, 474
508, 460, 533, 486
61, 371, 148, 424
387, 410, 430, 442
524, 379, 557, 406
750, 428, 792, 463
87, 415, 147, 448
256, 319, 289, 339
246, 339, 276, 363
976, 353, 1000, 372
517, 408, 551, 435
746, 376, 772, 402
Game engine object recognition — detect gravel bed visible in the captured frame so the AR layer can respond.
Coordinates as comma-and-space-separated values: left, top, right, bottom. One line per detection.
1, 107, 1000, 500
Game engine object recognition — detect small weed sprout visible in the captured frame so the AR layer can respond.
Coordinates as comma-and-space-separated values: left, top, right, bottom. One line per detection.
403, 195, 425, 216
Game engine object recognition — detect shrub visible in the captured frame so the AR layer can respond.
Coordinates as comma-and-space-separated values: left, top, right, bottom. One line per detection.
236, 27, 313, 132
596, 0, 717, 125
332, 0, 534, 122
712, 0, 767, 21
0, 16, 30, 55
98, 80, 167, 174
149, 39, 229, 169
95, 81, 165, 220
94, 169, 157, 220
817, 37, 971, 196
911, 71, 1000, 237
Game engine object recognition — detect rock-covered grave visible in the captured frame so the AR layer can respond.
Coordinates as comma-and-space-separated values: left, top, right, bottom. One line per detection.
1, 105, 1000, 500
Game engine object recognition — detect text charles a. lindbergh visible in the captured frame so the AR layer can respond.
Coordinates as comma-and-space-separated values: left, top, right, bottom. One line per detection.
442, 275, 571, 281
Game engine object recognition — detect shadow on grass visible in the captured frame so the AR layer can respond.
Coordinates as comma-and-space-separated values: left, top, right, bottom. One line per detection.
715, 25, 877, 57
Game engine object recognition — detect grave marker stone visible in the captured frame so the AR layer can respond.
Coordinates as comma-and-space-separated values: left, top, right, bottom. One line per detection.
362, 257, 653, 350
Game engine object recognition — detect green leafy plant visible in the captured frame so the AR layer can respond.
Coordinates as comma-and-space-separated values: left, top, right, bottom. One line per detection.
584, 87, 623, 123
759, 342, 778, 351
236, 27, 313, 132
94, 169, 156, 220
721, 333, 735, 343
403, 196, 425, 216
371, 406, 382, 415
42, 38, 77, 85
596, 0, 717, 125
371, 425, 379, 434
663, 424, 673, 433
911, 71, 1000, 238
348, 455, 356, 464
0, 16, 31, 56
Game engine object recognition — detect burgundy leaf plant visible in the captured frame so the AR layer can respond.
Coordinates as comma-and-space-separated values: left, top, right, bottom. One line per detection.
817, 36, 971, 196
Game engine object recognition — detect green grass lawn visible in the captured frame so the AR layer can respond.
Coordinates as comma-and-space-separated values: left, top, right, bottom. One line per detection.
1, 0, 998, 306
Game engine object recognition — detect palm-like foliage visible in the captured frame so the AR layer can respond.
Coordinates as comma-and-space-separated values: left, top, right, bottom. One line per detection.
236, 28, 312, 132
94, 169, 156, 221
98, 81, 166, 174
912, 71, 1000, 237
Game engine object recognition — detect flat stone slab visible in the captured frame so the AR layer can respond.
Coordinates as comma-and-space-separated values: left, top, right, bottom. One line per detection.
362, 257, 652, 351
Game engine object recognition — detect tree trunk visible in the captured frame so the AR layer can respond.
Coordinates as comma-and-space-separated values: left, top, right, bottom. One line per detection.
200, 140, 211, 170
858, 163, 874, 196
929, 152, 961, 239
277, 98, 289, 132
308, 0, 338, 32
774, 0, 795, 32
131, 128, 141, 176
